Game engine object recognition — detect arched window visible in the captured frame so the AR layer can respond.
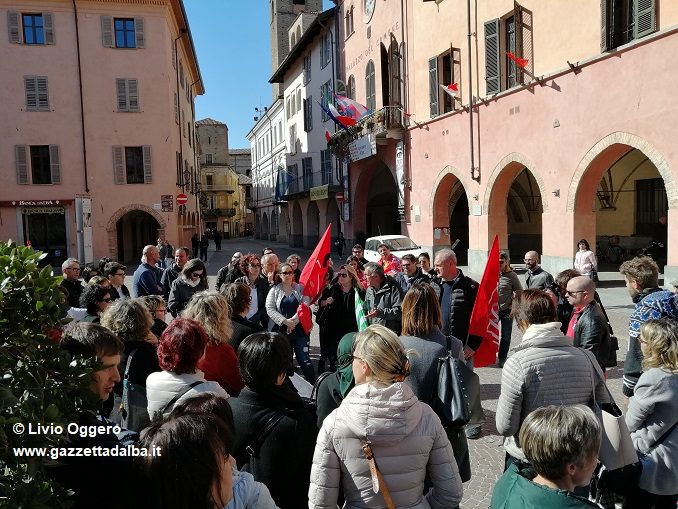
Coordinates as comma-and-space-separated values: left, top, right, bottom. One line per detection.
347, 75, 356, 99
365, 60, 376, 111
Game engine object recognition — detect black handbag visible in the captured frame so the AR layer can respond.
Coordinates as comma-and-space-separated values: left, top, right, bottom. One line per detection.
433, 353, 484, 428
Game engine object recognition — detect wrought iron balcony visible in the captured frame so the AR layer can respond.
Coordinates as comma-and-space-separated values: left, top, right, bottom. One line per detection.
327, 106, 405, 158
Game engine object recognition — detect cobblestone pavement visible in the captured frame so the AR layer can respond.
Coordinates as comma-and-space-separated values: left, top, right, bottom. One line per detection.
158, 238, 657, 508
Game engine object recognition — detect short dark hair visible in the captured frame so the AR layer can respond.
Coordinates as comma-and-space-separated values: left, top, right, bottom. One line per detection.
171, 393, 235, 433
511, 289, 557, 325
401, 254, 416, 263
103, 261, 126, 278
238, 332, 292, 390
221, 282, 251, 315
418, 252, 431, 262
346, 255, 364, 270
577, 239, 591, 250
157, 318, 208, 374
79, 284, 110, 315
81, 263, 100, 283
555, 269, 581, 289
352, 244, 363, 250
135, 412, 234, 509
377, 243, 390, 250
177, 246, 190, 257
60, 321, 124, 359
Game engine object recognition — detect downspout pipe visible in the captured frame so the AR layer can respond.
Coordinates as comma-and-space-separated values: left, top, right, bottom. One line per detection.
72, 0, 89, 193
175, 30, 187, 190
466, 0, 476, 181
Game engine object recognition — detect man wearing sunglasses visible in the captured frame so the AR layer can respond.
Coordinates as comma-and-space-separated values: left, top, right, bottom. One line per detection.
565, 276, 612, 371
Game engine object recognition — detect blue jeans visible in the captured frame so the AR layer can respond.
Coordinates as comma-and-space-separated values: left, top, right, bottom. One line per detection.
289, 332, 316, 384
499, 312, 513, 361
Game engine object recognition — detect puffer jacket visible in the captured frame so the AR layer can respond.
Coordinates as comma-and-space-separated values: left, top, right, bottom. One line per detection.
145, 370, 229, 420
625, 367, 678, 495
495, 322, 610, 460
226, 470, 280, 509
364, 277, 403, 334
308, 382, 463, 509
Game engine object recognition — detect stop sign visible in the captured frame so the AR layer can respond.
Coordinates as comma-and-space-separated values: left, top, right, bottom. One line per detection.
176, 193, 188, 205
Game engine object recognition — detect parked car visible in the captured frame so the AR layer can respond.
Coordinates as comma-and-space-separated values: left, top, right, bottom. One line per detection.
364, 235, 421, 263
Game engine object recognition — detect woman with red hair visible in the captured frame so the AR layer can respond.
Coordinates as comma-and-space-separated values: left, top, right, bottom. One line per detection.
146, 318, 228, 420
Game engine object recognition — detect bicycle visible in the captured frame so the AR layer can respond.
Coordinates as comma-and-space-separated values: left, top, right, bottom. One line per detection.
596, 235, 624, 264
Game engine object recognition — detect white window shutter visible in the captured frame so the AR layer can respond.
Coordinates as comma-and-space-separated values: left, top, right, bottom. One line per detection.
49, 145, 61, 184
134, 18, 145, 48
25, 76, 38, 109
101, 16, 113, 47
8, 11, 20, 44
112, 146, 125, 184
15, 145, 28, 184
127, 79, 139, 112
116, 79, 128, 111
142, 145, 152, 183
43, 12, 55, 44
37, 76, 49, 110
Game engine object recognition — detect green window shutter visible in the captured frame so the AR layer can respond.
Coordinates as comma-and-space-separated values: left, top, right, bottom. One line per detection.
142, 145, 152, 183
116, 79, 128, 111
127, 79, 139, 112
15, 145, 28, 184
428, 57, 438, 117
634, 0, 656, 39
25, 76, 38, 109
601, 0, 610, 52
101, 16, 113, 47
49, 145, 60, 184
484, 19, 501, 95
112, 146, 125, 184
43, 12, 55, 44
7, 11, 20, 44
37, 76, 49, 110
134, 18, 145, 48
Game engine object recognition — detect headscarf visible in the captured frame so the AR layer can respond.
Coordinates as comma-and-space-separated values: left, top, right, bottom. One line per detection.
336, 332, 356, 397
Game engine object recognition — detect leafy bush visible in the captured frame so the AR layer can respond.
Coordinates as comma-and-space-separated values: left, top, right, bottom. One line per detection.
0, 242, 98, 507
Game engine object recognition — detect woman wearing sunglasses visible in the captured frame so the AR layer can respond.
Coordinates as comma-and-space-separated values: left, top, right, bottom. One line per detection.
265, 263, 315, 383
235, 253, 271, 330
168, 259, 208, 318
79, 284, 113, 323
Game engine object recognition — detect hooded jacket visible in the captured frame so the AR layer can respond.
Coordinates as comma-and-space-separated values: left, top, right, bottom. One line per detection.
495, 322, 610, 460
309, 382, 463, 509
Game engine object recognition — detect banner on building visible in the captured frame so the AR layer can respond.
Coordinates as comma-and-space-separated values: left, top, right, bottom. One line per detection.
310, 185, 329, 201
348, 134, 376, 162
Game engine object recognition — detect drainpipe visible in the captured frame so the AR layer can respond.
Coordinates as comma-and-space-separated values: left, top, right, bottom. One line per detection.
467, 0, 476, 181
175, 30, 187, 190
72, 0, 89, 193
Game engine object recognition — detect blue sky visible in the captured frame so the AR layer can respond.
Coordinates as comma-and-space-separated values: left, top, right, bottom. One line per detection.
185, 0, 333, 149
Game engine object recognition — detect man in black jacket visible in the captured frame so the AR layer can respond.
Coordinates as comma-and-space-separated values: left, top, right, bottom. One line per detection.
364, 262, 404, 334
104, 261, 130, 301
216, 251, 243, 291
434, 248, 480, 438
60, 257, 84, 308
566, 276, 611, 370
394, 254, 435, 294
160, 246, 189, 301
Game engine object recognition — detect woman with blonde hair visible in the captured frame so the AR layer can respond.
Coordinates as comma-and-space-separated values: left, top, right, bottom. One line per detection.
182, 290, 244, 396
141, 295, 168, 340
320, 264, 365, 372
497, 251, 523, 367
624, 319, 678, 508
309, 324, 463, 508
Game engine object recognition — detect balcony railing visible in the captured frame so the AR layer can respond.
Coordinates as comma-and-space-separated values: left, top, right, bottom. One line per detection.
327, 106, 405, 158
202, 184, 235, 193
286, 168, 339, 196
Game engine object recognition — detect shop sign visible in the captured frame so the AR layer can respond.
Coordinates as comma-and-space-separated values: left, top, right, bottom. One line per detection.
348, 134, 376, 162
0, 199, 74, 207
310, 185, 329, 201
22, 207, 65, 215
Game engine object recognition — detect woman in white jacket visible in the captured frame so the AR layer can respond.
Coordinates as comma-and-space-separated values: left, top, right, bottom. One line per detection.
308, 324, 463, 509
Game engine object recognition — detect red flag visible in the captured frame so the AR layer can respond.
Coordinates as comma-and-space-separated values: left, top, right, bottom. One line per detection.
299, 224, 332, 302
297, 303, 313, 334
468, 235, 501, 368
506, 51, 528, 69
325, 129, 332, 143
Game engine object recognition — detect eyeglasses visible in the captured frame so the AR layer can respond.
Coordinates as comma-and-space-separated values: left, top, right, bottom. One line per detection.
566, 290, 585, 296
66, 267, 81, 271
280, 271, 294, 275
338, 273, 349, 278
190, 272, 204, 279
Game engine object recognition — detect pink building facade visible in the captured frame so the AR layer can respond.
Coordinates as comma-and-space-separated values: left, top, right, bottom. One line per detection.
335, 0, 678, 282
0, 0, 202, 266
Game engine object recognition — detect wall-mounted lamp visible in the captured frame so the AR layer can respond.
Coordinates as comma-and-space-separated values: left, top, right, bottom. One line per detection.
552, 189, 560, 197
471, 166, 481, 182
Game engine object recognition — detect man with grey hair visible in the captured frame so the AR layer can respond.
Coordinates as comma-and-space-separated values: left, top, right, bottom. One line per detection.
132, 245, 164, 297
434, 248, 480, 438
60, 257, 84, 308
565, 275, 612, 370
261, 253, 280, 287
524, 251, 554, 289
364, 262, 403, 334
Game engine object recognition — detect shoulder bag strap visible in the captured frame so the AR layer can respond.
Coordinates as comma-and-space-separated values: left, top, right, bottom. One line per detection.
647, 419, 678, 452
119, 349, 138, 413
161, 380, 205, 415
360, 440, 396, 509
245, 412, 285, 458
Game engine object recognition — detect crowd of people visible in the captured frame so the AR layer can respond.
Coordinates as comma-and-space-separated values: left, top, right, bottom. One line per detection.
48, 239, 678, 508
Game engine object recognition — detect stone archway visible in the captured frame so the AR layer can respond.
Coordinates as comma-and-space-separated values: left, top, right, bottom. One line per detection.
484, 154, 547, 261
106, 204, 167, 262
291, 202, 303, 248
430, 166, 470, 262
306, 201, 320, 249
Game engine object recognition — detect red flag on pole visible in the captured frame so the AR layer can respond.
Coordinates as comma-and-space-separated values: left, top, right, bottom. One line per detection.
299, 224, 332, 303
506, 51, 529, 69
468, 235, 501, 368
